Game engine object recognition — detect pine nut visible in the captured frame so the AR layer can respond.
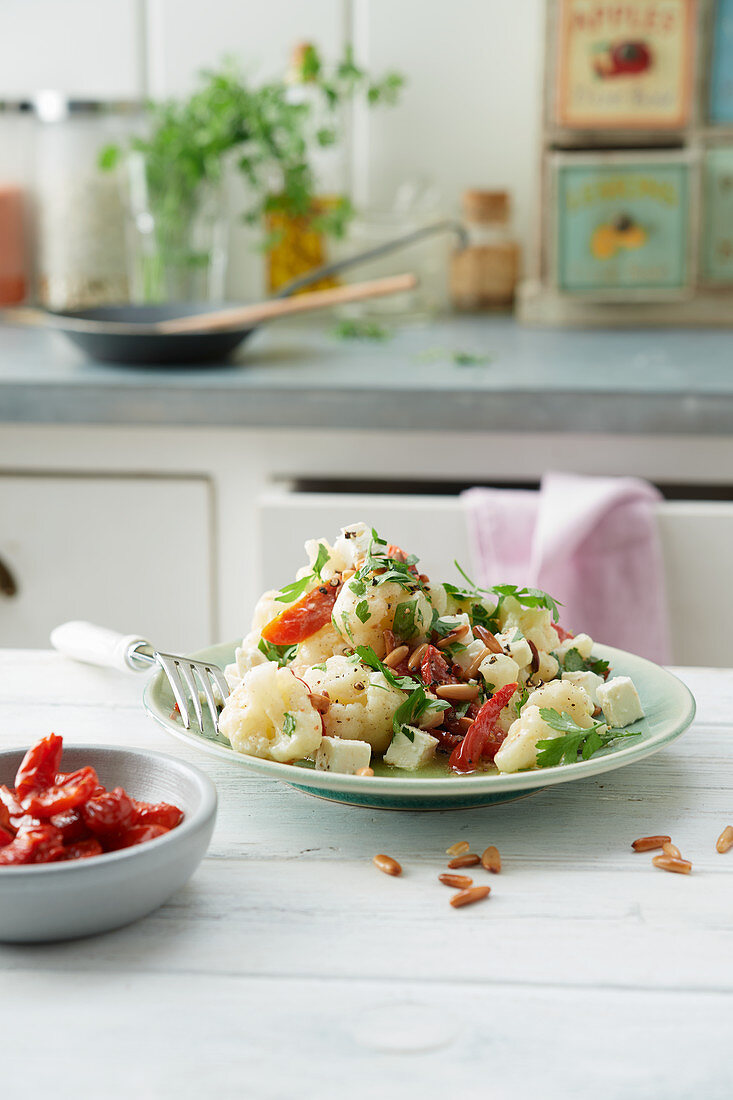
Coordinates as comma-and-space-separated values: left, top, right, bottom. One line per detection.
465, 647, 491, 680
383, 629, 396, 655
435, 683, 481, 701
716, 825, 733, 853
446, 840, 470, 857
373, 854, 402, 876
457, 716, 475, 733
356, 766, 374, 777
473, 625, 503, 654
383, 645, 409, 668
439, 873, 473, 889
662, 841, 682, 859
447, 853, 480, 869
438, 624, 469, 650
407, 642, 428, 670
480, 845, 501, 873
309, 693, 331, 714
341, 569, 355, 581
450, 886, 491, 908
632, 835, 671, 852
652, 854, 692, 874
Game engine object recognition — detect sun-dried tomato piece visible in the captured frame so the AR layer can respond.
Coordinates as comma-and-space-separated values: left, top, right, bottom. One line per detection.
262, 581, 341, 645
0, 785, 22, 819
449, 683, 517, 772
116, 823, 169, 849
134, 801, 184, 830
82, 787, 138, 838
63, 837, 104, 861
554, 624, 574, 642
418, 644, 453, 687
50, 808, 89, 843
0, 825, 14, 847
22, 766, 99, 818
15, 733, 63, 799
0, 824, 65, 865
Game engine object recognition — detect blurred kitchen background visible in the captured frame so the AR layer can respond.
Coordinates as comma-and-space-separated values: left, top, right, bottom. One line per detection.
2, 0, 733, 668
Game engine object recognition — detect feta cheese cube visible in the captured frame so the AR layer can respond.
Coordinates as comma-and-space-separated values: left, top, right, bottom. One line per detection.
596, 676, 644, 728
383, 727, 438, 770
555, 632, 594, 661
562, 670, 605, 707
479, 652, 520, 693
314, 736, 371, 774
497, 631, 533, 669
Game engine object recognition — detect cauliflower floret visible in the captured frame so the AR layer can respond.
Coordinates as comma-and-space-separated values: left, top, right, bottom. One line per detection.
218, 663, 322, 763
330, 522, 373, 572
251, 589, 285, 635
332, 581, 432, 656
479, 652, 520, 692
301, 655, 405, 752
290, 622, 351, 671
555, 632, 594, 661
526, 679, 595, 724
224, 630, 269, 690
494, 705, 562, 773
536, 651, 560, 683
497, 596, 560, 654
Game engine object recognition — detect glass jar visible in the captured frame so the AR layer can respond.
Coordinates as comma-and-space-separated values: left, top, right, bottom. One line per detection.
0, 103, 32, 304
450, 190, 520, 311
124, 151, 228, 304
33, 93, 139, 310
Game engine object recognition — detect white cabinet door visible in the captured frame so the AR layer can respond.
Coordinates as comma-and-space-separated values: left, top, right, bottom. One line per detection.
258, 488, 733, 667
0, 475, 214, 651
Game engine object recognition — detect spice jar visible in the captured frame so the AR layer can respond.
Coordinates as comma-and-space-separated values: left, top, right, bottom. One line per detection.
450, 189, 520, 310
33, 93, 139, 310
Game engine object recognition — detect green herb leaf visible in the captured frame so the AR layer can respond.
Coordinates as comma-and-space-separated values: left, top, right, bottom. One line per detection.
275, 575, 314, 604
312, 542, 330, 579
257, 638, 297, 666
331, 319, 393, 342
535, 708, 640, 768
514, 685, 530, 716
355, 600, 371, 623
391, 685, 449, 741
282, 712, 297, 737
560, 647, 611, 677
393, 601, 418, 641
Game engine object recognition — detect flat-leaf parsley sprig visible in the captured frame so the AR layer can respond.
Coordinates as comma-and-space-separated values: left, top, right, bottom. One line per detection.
450, 561, 562, 623
535, 708, 641, 768
274, 542, 331, 604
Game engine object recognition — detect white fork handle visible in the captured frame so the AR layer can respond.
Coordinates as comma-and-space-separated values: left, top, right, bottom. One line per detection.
50, 621, 152, 673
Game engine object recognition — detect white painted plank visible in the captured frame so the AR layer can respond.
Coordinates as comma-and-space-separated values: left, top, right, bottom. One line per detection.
3, 971, 731, 1099
0, 0, 143, 98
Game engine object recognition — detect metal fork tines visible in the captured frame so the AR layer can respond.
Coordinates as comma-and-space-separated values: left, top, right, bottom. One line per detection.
156, 653, 230, 733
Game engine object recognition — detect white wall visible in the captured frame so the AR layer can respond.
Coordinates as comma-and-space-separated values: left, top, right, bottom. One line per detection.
1, 0, 545, 298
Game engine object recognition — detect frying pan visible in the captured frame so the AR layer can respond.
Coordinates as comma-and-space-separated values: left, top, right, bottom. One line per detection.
6, 219, 466, 366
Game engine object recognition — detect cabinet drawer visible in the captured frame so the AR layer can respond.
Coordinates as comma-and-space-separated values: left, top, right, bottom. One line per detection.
0, 475, 214, 650
259, 489, 733, 666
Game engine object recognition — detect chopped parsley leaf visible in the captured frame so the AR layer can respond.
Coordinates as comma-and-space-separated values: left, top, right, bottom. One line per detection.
282, 712, 297, 737
393, 600, 419, 641
392, 686, 449, 742
355, 600, 371, 623
257, 638, 297, 666
312, 542, 330, 579
535, 708, 639, 768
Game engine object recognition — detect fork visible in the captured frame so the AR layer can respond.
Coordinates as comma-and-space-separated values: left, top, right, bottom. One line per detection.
50, 621, 230, 733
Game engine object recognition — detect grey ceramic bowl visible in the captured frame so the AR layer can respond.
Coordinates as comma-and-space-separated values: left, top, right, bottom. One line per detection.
0, 745, 217, 943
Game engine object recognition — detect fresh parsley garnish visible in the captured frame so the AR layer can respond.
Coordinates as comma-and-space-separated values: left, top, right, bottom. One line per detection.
275, 542, 332, 603
450, 562, 562, 623
282, 712, 297, 737
393, 600, 419, 641
257, 638, 297, 666
312, 542, 330, 579
355, 600, 371, 623
354, 644, 417, 692
514, 685, 529, 716
351, 530, 424, 594
535, 708, 640, 768
561, 647, 610, 677
392, 686, 449, 742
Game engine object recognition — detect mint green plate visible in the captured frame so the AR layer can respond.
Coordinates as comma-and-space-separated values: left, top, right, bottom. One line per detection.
143, 642, 695, 811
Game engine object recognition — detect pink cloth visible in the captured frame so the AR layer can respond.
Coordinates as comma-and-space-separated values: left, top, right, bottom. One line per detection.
462, 472, 671, 664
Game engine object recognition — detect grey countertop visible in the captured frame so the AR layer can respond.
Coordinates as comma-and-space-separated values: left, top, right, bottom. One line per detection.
1, 315, 732, 434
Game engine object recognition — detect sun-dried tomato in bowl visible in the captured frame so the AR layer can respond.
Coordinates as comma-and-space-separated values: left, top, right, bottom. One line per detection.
0, 735, 184, 866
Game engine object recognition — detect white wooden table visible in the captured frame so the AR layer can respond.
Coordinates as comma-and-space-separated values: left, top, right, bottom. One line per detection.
1, 651, 732, 1099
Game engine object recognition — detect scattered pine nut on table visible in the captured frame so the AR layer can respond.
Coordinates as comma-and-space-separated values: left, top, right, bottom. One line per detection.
373, 854, 402, 877
438, 873, 474, 889
480, 845, 502, 873
450, 886, 491, 909
652, 854, 692, 874
632, 835, 671, 852
447, 853, 481, 869
716, 825, 733, 853
446, 840, 470, 857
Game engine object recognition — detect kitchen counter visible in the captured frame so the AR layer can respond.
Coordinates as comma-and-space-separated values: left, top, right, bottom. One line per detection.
2, 316, 733, 434
1, 649, 731, 1097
